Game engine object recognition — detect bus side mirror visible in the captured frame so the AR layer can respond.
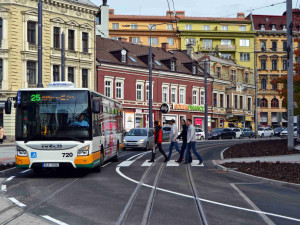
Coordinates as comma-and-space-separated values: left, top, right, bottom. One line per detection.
92, 100, 100, 114
5, 100, 12, 114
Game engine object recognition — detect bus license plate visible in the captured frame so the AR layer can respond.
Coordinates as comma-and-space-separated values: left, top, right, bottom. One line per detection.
43, 163, 59, 168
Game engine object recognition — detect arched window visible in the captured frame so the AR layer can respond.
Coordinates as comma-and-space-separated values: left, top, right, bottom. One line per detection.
261, 78, 267, 90
271, 98, 279, 108
260, 98, 268, 108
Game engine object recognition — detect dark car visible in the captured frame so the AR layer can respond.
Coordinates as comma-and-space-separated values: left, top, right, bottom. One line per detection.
208, 128, 236, 140
274, 127, 285, 136
241, 128, 254, 138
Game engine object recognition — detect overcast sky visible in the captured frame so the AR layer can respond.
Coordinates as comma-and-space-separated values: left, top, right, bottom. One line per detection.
91, 0, 296, 17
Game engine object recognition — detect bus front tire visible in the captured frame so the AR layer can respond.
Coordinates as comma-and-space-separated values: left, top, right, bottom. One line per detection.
112, 144, 120, 162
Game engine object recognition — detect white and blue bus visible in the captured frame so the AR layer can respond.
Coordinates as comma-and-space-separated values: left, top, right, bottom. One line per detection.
5, 82, 123, 173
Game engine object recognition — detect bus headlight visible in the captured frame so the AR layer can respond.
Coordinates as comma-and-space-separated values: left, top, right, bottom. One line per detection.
78, 145, 89, 156
17, 146, 28, 157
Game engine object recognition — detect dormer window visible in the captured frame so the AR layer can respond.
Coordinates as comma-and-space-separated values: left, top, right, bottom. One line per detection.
171, 61, 176, 71
121, 49, 127, 63
192, 65, 197, 74
271, 24, 276, 31
283, 24, 287, 31
260, 24, 265, 30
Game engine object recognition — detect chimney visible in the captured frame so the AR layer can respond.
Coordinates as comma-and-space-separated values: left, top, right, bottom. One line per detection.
186, 44, 194, 58
166, 11, 185, 17
237, 13, 245, 19
102, 0, 107, 6
161, 42, 169, 51
109, 9, 114, 15
119, 37, 127, 42
166, 11, 173, 16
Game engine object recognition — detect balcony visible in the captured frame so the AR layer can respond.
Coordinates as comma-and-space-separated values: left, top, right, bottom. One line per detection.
218, 45, 236, 51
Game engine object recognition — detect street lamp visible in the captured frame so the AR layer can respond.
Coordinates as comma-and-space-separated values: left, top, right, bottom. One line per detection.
122, 22, 176, 128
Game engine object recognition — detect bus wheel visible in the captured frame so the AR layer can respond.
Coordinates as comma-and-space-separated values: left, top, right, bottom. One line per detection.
94, 152, 103, 173
112, 143, 120, 162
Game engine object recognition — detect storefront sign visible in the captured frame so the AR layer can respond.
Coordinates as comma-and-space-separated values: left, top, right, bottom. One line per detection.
160, 103, 170, 114
194, 118, 202, 126
173, 104, 204, 112
136, 109, 142, 114
245, 116, 252, 122
125, 112, 135, 132
0, 102, 5, 109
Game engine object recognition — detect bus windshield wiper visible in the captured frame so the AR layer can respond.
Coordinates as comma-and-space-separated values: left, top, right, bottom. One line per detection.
64, 137, 84, 143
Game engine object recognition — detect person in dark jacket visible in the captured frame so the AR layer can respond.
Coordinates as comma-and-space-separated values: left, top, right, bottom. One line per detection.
175, 119, 191, 163
148, 121, 168, 163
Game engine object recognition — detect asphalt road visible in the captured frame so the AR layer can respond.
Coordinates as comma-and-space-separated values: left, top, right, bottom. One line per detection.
1, 139, 300, 225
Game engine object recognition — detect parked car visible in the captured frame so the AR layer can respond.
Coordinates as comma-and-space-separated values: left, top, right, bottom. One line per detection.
229, 127, 242, 139
162, 126, 171, 142
208, 128, 236, 140
257, 127, 274, 138
123, 128, 154, 150
274, 127, 285, 136
195, 128, 205, 140
280, 127, 297, 138
241, 128, 254, 138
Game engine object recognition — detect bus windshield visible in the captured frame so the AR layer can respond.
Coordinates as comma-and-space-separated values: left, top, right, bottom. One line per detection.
16, 90, 91, 141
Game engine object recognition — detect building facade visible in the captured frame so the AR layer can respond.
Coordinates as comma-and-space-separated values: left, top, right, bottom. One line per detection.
194, 54, 255, 128
178, 13, 255, 69
0, 0, 98, 138
250, 10, 300, 127
96, 37, 213, 131
108, 10, 181, 50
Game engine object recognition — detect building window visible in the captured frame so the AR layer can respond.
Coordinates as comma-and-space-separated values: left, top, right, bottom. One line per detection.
116, 81, 123, 99
27, 61, 36, 84
27, 21, 36, 45
53, 65, 60, 82
216, 67, 221, 78
221, 53, 231, 59
226, 95, 230, 108
213, 93, 217, 107
272, 59, 278, 70
192, 65, 197, 74
203, 25, 210, 30
185, 38, 196, 45
240, 53, 250, 61
272, 79, 278, 90
68, 67, 74, 83
171, 61, 176, 71
260, 41, 266, 51
193, 90, 199, 105
82, 32, 88, 53
53, 27, 60, 49
239, 26, 246, 31
271, 41, 277, 51
121, 54, 126, 63
260, 24, 265, 30
221, 39, 231, 46
0, 18, 2, 42
221, 25, 228, 31
260, 98, 268, 108
131, 24, 138, 30
146, 84, 149, 101
245, 73, 249, 83
82, 69, 88, 88
149, 24, 156, 30
200, 91, 204, 105
282, 24, 287, 30
130, 37, 140, 43
283, 41, 287, 51
112, 23, 119, 29
167, 38, 174, 46
247, 97, 251, 111
179, 88, 185, 104
105, 80, 112, 98
240, 39, 250, 47
0, 59, 2, 87
234, 95, 238, 108
261, 78, 267, 90
261, 59, 266, 70
220, 94, 224, 108
239, 96, 243, 109
271, 98, 279, 108
136, 83, 143, 101
171, 87, 177, 103
166, 24, 173, 30
162, 86, 169, 103
148, 37, 158, 45
283, 59, 287, 70
231, 70, 236, 81
68, 30, 75, 51
272, 24, 276, 30
185, 25, 192, 30
202, 39, 213, 49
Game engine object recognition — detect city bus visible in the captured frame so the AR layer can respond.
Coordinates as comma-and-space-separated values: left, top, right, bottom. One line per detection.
5, 82, 123, 173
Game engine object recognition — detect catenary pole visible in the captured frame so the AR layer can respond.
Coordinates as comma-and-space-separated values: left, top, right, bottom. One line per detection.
255, 67, 258, 139
297, 35, 300, 142
204, 59, 208, 140
149, 26, 153, 128
37, 0, 43, 88
61, 32, 65, 81
287, 0, 294, 150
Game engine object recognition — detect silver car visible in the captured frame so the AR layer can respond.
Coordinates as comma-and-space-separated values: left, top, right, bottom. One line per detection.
162, 126, 172, 142
123, 128, 154, 150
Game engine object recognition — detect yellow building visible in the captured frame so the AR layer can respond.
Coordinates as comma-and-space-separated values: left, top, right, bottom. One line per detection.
109, 10, 181, 50
0, 0, 98, 139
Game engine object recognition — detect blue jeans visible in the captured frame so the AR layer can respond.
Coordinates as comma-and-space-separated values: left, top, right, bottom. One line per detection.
185, 142, 203, 163
168, 142, 181, 159
177, 141, 187, 162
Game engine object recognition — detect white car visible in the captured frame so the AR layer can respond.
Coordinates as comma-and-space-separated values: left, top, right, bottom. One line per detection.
195, 128, 205, 140
257, 127, 274, 138
280, 127, 297, 138
229, 127, 242, 139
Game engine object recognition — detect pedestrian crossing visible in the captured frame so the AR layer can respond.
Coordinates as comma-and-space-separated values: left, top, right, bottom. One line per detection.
118, 160, 204, 167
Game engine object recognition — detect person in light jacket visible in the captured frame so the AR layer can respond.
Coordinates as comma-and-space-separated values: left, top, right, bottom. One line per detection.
167, 119, 181, 160
185, 119, 203, 165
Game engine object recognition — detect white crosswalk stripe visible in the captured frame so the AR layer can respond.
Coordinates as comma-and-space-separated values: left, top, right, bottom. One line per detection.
138, 160, 204, 167
117, 160, 135, 167
191, 160, 204, 167
141, 161, 154, 167
166, 160, 179, 167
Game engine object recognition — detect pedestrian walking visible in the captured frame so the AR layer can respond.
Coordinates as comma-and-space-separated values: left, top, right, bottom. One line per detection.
0, 126, 5, 144
167, 119, 181, 160
176, 119, 189, 163
148, 121, 168, 163
185, 119, 203, 165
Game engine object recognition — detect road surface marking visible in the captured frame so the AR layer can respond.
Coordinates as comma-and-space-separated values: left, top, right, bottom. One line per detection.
127, 151, 149, 161
166, 160, 179, 167
231, 183, 276, 225
6, 176, 15, 181
141, 160, 153, 167
20, 169, 31, 174
1, 185, 6, 191
118, 161, 135, 167
116, 167, 300, 223
191, 160, 204, 167
8, 197, 26, 207
102, 162, 111, 168
41, 215, 68, 225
